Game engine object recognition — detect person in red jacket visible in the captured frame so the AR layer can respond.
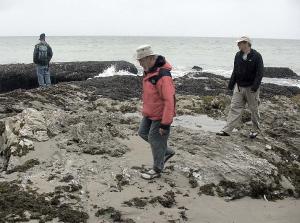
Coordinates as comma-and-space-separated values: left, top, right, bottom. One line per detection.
136, 45, 176, 180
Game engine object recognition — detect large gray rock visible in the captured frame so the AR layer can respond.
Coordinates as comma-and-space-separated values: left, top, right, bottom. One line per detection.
0, 61, 138, 93
264, 67, 299, 79
175, 73, 300, 98
0, 108, 64, 172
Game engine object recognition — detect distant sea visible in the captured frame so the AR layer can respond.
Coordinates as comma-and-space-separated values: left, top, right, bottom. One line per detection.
0, 36, 299, 87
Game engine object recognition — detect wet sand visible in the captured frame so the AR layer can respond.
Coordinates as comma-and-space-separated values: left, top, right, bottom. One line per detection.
0, 71, 299, 223
120, 136, 300, 223
4, 135, 299, 223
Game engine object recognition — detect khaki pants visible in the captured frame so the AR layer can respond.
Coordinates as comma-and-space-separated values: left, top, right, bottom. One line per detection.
222, 85, 260, 133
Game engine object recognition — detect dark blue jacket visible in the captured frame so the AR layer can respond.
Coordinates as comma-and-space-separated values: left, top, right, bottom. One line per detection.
228, 49, 264, 92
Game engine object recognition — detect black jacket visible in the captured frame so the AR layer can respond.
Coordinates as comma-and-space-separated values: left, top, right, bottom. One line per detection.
33, 41, 53, 66
228, 49, 264, 92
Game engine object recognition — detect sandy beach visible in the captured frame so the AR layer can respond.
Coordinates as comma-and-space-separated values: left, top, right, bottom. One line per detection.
1, 0, 300, 222
0, 62, 300, 223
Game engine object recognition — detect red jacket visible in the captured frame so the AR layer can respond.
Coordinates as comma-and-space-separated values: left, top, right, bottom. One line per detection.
142, 56, 176, 129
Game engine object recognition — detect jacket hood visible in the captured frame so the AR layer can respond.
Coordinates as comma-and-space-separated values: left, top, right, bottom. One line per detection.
146, 55, 172, 74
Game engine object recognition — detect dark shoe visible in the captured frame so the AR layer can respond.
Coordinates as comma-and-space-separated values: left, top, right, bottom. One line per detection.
216, 131, 230, 136
141, 169, 161, 180
164, 152, 175, 164
249, 131, 258, 139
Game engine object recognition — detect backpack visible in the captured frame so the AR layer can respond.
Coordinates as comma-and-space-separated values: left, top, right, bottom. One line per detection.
148, 68, 176, 109
37, 44, 48, 63
148, 68, 172, 85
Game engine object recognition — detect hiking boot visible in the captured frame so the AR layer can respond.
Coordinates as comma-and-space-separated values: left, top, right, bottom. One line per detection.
216, 131, 230, 136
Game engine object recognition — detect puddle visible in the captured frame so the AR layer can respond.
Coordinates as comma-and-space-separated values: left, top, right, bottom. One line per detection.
124, 113, 226, 133
173, 115, 226, 132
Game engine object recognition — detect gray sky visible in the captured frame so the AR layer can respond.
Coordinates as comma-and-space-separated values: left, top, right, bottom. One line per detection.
0, 0, 299, 39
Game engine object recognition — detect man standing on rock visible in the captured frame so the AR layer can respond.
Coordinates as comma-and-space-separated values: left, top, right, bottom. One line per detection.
33, 33, 53, 88
136, 45, 176, 180
217, 36, 264, 138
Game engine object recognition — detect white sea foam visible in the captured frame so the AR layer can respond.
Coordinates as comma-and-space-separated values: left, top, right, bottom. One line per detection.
90, 65, 300, 88
203, 69, 233, 78
171, 66, 191, 78
91, 65, 137, 79
262, 77, 300, 88
199, 68, 300, 88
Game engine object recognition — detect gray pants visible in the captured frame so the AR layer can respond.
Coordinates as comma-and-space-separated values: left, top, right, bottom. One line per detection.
36, 65, 51, 87
138, 117, 174, 172
222, 85, 260, 133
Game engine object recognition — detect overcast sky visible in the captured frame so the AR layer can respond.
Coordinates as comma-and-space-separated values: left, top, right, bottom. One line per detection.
0, 0, 299, 39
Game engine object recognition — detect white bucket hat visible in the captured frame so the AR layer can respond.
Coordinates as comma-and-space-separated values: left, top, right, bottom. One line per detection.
236, 36, 252, 44
136, 45, 156, 60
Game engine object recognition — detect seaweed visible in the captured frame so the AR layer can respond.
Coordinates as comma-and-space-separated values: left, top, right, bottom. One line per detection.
6, 159, 40, 174
149, 191, 176, 208
123, 197, 148, 208
0, 181, 89, 223
123, 191, 176, 209
199, 183, 216, 196
95, 207, 136, 222
115, 173, 130, 191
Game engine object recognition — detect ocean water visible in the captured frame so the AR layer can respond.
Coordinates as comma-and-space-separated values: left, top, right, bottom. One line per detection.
0, 36, 299, 87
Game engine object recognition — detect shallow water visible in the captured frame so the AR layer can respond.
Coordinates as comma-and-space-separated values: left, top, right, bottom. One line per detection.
262, 77, 300, 88
124, 113, 226, 133
173, 115, 226, 132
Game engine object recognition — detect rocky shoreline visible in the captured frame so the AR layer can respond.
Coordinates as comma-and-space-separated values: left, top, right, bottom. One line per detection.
0, 62, 299, 222
1, 62, 299, 94
263, 67, 300, 79
0, 61, 138, 93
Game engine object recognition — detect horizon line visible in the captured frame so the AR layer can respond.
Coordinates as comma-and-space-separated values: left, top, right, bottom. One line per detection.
0, 35, 299, 41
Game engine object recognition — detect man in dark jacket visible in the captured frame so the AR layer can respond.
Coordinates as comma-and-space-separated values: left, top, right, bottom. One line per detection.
33, 33, 53, 87
217, 36, 264, 138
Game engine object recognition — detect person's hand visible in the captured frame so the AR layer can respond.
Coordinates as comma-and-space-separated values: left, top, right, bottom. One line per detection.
159, 128, 167, 136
